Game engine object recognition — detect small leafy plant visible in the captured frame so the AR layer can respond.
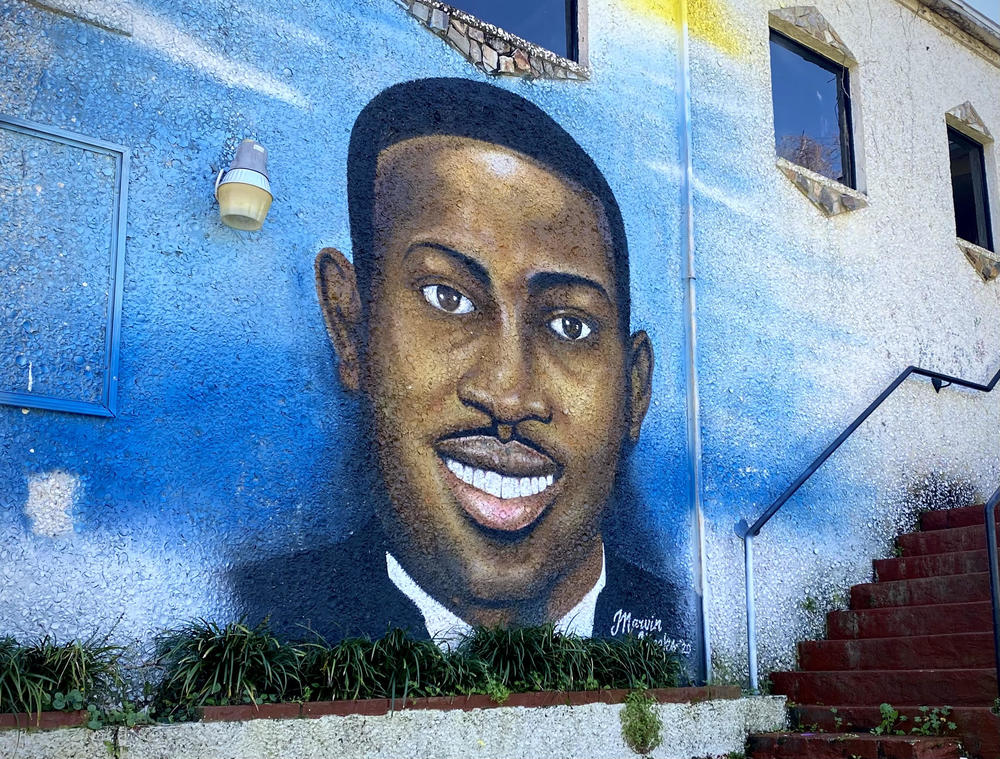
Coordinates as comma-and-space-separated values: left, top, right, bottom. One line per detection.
909, 706, 957, 736
870, 703, 957, 737
620, 689, 663, 757
871, 702, 907, 735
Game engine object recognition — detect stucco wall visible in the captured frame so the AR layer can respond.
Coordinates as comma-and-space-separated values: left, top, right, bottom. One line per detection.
1, 0, 999, 687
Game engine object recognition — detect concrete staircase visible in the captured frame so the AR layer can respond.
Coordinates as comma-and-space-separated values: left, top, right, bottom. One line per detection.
746, 504, 1000, 759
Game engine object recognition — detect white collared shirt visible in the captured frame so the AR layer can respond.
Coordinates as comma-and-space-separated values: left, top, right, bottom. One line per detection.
386, 547, 607, 649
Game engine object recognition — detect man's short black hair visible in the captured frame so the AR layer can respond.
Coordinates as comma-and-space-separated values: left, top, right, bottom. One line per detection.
347, 77, 631, 332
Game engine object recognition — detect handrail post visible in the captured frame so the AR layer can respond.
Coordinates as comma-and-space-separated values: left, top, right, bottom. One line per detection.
745, 531, 758, 693
984, 488, 1000, 700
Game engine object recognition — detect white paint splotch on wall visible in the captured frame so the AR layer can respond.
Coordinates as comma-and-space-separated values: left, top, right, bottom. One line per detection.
25, 470, 80, 537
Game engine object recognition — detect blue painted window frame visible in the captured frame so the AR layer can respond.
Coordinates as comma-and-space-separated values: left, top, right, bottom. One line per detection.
0, 115, 129, 418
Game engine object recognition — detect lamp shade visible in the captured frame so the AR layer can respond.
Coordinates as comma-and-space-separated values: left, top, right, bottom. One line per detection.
215, 140, 272, 231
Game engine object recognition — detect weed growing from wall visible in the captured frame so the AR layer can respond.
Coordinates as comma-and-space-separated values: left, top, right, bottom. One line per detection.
619, 689, 662, 756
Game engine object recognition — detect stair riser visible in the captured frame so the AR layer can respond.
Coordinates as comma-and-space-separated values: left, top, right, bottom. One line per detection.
898, 526, 998, 557
790, 705, 1000, 759
771, 670, 997, 706
827, 602, 994, 639
747, 733, 962, 759
921, 505, 995, 531
799, 634, 997, 670
851, 574, 991, 609
875, 551, 988, 581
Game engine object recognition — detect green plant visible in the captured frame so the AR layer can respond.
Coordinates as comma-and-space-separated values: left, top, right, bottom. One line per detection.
484, 677, 510, 705
909, 706, 957, 736
0, 634, 122, 717
830, 706, 843, 730
459, 625, 681, 693
800, 595, 819, 613
871, 702, 907, 735
620, 689, 662, 756
154, 619, 301, 719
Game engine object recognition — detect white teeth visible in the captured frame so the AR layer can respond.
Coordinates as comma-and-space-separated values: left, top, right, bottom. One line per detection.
444, 458, 556, 500
484, 471, 502, 498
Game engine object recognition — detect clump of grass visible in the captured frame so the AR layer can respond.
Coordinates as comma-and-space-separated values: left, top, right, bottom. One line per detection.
460, 625, 682, 692
460, 624, 591, 692
586, 635, 683, 691
0, 634, 122, 717
154, 620, 684, 719
154, 619, 301, 719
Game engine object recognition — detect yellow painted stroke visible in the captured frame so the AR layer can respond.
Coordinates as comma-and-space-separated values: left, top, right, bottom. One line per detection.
622, 0, 745, 57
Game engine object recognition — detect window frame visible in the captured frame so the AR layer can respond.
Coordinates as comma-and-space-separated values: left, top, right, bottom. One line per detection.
769, 28, 857, 190
948, 125, 994, 252
455, 0, 582, 63
0, 114, 129, 418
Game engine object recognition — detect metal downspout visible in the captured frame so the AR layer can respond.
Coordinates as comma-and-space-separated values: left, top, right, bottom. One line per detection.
677, 0, 711, 684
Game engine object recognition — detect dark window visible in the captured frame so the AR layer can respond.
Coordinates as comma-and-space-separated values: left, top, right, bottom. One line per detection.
769, 29, 855, 187
455, 0, 578, 61
948, 127, 993, 251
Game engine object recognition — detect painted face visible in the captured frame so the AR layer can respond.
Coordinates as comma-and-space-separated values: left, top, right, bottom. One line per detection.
352, 136, 649, 624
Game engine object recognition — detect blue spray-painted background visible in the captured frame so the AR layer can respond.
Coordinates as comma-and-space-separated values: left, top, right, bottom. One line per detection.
0, 0, 696, 659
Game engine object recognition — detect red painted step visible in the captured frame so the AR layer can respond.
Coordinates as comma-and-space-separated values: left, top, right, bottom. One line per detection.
875, 549, 988, 581
850, 573, 990, 609
897, 524, 998, 557
799, 632, 996, 671
790, 705, 1000, 759
746, 731, 962, 759
921, 504, 993, 531
770, 668, 997, 706
827, 601, 993, 639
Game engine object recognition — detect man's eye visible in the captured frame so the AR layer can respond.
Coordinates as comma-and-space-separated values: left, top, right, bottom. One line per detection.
421, 284, 475, 314
548, 315, 592, 341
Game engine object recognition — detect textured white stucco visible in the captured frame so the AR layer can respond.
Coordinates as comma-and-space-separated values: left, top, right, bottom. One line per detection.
0, 697, 787, 759
694, 0, 1000, 681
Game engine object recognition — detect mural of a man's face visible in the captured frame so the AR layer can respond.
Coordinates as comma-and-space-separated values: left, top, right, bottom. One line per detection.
318, 135, 653, 626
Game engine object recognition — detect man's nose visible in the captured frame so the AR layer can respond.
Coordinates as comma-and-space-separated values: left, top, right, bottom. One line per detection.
457, 319, 552, 426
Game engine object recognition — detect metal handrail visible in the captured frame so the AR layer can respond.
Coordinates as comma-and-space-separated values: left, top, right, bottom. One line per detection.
984, 486, 1000, 695
735, 362, 1000, 691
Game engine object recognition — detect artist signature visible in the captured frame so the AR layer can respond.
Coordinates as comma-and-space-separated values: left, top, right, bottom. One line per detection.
609, 608, 693, 655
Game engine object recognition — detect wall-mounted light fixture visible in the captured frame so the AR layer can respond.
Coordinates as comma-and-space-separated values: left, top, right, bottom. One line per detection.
215, 139, 272, 231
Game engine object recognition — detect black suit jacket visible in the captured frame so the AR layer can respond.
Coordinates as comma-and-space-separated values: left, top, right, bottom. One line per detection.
231, 522, 688, 650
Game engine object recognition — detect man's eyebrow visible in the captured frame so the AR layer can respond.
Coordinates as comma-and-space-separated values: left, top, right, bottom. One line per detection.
403, 242, 491, 289
527, 271, 612, 304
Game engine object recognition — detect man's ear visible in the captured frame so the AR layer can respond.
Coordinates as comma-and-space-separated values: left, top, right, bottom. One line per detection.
626, 330, 654, 444
315, 247, 362, 392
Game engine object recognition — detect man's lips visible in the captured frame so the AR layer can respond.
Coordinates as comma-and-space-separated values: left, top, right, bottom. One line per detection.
435, 435, 561, 532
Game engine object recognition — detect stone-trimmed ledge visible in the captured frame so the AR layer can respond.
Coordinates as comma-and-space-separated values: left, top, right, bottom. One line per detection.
958, 237, 1000, 281
394, 0, 589, 80
0, 692, 788, 759
776, 157, 869, 217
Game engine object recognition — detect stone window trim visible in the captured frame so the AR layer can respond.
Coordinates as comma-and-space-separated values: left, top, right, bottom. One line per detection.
396, 0, 590, 81
946, 101, 993, 144
768, 7, 868, 212
958, 238, 1000, 282
776, 157, 869, 217
946, 102, 998, 277
768, 6, 856, 67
